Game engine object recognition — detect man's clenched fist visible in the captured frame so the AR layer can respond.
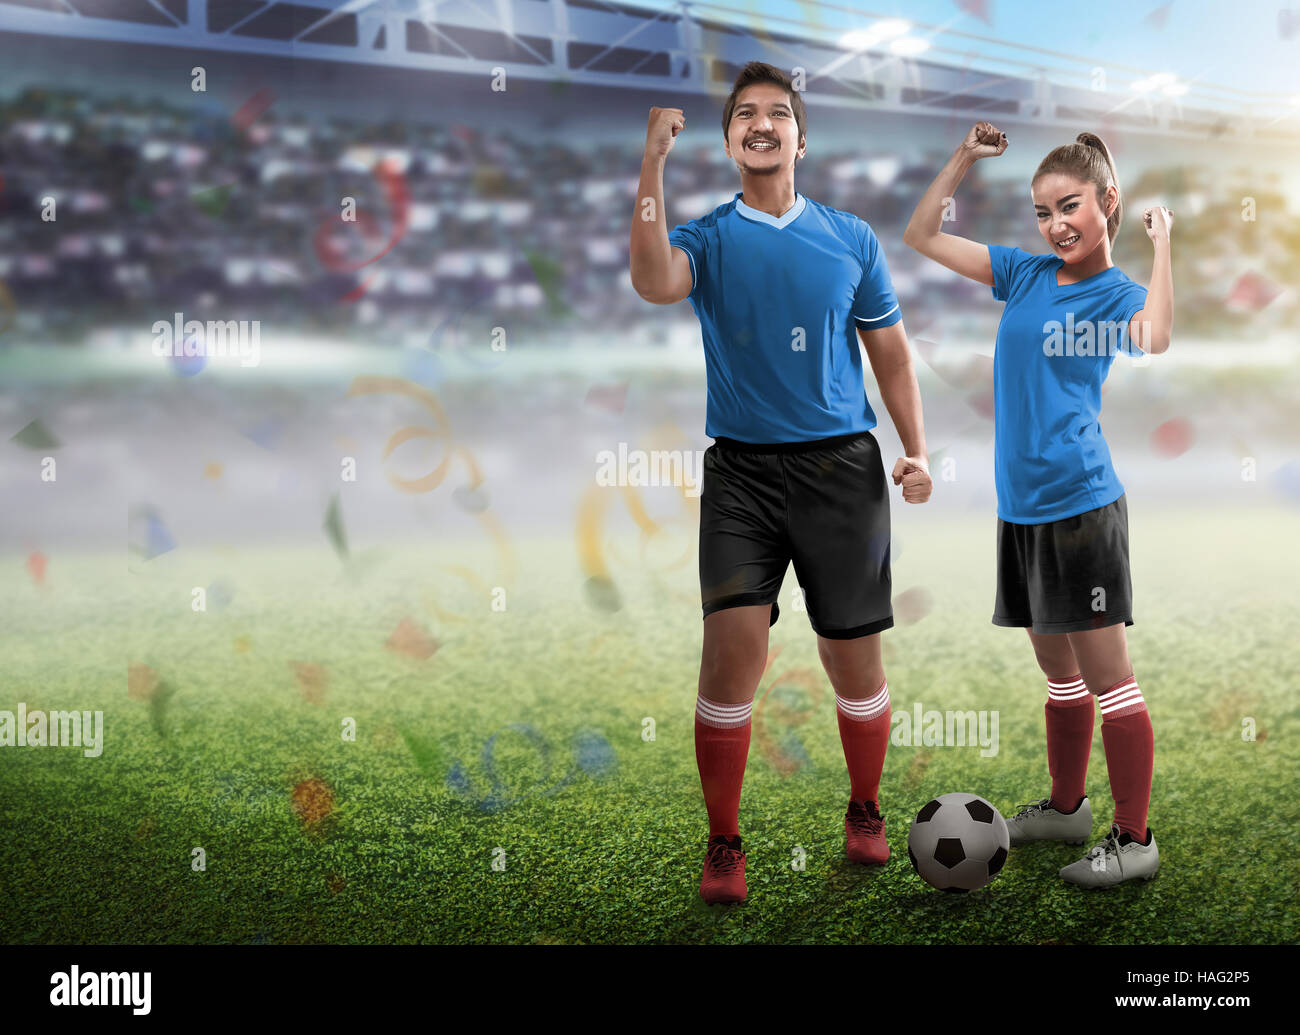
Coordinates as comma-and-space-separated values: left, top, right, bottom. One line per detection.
892, 456, 933, 504
646, 107, 685, 160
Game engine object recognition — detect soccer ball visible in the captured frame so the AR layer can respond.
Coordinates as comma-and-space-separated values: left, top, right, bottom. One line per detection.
907, 792, 1010, 892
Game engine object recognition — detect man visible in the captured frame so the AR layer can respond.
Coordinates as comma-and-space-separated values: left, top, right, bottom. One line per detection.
629, 61, 932, 905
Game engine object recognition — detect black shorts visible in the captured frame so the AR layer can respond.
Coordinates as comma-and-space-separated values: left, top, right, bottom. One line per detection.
992, 494, 1133, 635
699, 430, 893, 639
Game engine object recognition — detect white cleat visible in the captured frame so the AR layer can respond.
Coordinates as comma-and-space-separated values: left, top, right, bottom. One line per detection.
1059, 823, 1160, 888
1004, 796, 1092, 846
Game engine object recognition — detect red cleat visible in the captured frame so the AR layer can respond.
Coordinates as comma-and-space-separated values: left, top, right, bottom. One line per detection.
699, 834, 747, 904
845, 799, 890, 864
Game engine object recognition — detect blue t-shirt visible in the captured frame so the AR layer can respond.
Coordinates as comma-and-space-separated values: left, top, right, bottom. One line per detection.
668, 191, 901, 443
988, 244, 1149, 524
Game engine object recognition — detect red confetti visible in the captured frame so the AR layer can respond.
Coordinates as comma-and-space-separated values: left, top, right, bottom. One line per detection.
965, 389, 996, 421
585, 382, 629, 414
954, 0, 992, 25
386, 618, 439, 660
128, 662, 160, 701
290, 661, 328, 706
1151, 418, 1194, 458
26, 551, 46, 585
291, 779, 334, 826
1226, 271, 1283, 312
231, 88, 275, 131
894, 586, 933, 625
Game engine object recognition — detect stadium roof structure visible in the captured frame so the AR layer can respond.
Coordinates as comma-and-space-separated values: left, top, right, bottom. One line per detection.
0, 0, 1294, 141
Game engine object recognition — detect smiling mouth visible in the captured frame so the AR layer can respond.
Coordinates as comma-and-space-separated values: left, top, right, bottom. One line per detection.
746, 140, 777, 151
1055, 234, 1081, 249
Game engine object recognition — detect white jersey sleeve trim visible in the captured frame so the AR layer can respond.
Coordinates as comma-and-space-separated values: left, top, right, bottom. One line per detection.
853, 303, 899, 325
670, 243, 697, 294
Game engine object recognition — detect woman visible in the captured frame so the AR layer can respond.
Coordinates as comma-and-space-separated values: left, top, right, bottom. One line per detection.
903, 122, 1173, 887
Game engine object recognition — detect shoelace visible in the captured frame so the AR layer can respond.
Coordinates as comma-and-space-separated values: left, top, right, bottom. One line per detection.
706, 841, 745, 876
847, 803, 883, 837
1012, 798, 1050, 819
1086, 827, 1122, 863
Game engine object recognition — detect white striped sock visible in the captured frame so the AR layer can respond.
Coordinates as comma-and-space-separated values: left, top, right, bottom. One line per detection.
1098, 677, 1144, 717
835, 681, 889, 722
695, 695, 753, 729
1047, 674, 1090, 703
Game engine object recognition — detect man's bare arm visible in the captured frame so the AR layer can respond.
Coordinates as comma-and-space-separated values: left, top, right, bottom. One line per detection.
630, 107, 693, 305
858, 320, 932, 503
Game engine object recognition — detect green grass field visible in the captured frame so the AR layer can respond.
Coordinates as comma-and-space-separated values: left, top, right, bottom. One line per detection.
2, 504, 1297, 944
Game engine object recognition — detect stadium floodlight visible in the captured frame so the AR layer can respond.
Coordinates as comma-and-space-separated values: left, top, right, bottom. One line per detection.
839, 29, 882, 51
1131, 72, 1188, 98
890, 37, 930, 57
869, 19, 912, 40
839, 18, 910, 52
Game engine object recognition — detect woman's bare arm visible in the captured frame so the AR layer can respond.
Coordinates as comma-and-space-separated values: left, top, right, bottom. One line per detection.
902, 122, 1009, 287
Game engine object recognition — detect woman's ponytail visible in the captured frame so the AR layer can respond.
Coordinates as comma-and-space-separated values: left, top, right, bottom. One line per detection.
1034, 132, 1123, 245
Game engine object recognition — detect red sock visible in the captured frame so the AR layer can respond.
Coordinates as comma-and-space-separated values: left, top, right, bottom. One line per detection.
1045, 674, 1093, 812
694, 694, 752, 838
835, 679, 890, 804
1098, 673, 1154, 840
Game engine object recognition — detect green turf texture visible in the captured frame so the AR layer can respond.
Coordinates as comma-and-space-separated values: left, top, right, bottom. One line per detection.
1, 504, 1297, 944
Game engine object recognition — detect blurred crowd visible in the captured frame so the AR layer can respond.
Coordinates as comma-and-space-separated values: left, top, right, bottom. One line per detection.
0, 84, 1294, 350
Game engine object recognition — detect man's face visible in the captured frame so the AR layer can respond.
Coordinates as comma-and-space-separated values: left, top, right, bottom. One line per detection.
724, 83, 804, 176
1032, 172, 1116, 262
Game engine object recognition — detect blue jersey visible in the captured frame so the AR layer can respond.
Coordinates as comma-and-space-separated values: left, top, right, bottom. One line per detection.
988, 244, 1149, 524
668, 191, 901, 443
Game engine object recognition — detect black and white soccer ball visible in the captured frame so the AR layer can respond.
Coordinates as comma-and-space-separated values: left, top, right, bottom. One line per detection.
907, 792, 1010, 892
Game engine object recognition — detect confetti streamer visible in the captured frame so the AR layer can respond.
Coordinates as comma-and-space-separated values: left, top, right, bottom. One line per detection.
310, 157, 409, 302
573, 730, 617, 778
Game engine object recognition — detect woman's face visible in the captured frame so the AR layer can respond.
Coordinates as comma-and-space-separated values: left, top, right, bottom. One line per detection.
1031, 172, 1117, 262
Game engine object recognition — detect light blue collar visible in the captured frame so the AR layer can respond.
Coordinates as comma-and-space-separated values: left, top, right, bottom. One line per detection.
733, 191, 806, 229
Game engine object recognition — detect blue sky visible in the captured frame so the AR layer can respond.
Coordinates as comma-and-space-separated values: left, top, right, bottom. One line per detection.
664, 0, 1300, 104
